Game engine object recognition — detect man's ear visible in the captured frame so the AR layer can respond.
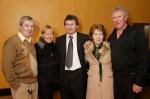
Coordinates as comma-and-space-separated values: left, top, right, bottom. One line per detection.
125, 16, 128, 21
18, 25, 22, 31
76, 25, 79, 29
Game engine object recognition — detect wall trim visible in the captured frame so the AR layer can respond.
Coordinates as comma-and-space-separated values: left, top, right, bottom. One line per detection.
0, 88, 11, 96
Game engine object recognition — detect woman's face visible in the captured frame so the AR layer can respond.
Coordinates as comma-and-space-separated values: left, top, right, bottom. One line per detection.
42, 29, 54, 43
92, 29, 103, 45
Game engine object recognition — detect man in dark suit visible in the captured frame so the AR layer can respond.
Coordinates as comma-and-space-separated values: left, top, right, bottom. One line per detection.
55, 14, 89, 99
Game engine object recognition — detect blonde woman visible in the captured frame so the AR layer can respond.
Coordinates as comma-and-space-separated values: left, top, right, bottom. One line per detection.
34, 25, 59, 99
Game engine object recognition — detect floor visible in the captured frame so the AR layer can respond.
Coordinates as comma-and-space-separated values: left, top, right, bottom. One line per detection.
0, 87, 150, 99
0, 91, 60, 99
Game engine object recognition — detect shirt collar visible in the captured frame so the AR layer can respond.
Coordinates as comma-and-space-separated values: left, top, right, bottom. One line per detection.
18, 32, 32, 43
66, 32, 77, 39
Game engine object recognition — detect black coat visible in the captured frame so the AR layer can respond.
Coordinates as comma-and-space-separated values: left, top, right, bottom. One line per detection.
35, 40, 59, 83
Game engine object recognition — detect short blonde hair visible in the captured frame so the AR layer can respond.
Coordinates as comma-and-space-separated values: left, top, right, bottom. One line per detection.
41, 25, 54, 34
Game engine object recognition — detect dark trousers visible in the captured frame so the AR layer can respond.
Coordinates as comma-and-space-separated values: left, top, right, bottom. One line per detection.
61, 68, 87, 99
38, 82, 54, 99
114, 74, 139, 99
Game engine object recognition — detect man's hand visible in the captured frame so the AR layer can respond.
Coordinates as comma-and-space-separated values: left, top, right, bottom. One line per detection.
133, 84, 142, 93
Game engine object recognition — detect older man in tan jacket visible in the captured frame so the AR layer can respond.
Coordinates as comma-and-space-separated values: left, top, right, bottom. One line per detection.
2, 16, 38, 99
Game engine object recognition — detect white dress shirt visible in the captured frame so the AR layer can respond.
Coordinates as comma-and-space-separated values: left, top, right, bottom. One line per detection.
65, 32, 81, 70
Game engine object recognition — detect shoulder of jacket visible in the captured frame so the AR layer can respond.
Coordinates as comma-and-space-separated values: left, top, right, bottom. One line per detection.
56, 34, 66, 40
103, 41, 110, 47
78, 32, 88, 37
4, 34, 19, 46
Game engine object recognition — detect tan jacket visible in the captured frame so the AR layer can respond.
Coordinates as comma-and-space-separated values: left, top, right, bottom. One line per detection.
2, 34, 37, 90
85, 41, 114, 99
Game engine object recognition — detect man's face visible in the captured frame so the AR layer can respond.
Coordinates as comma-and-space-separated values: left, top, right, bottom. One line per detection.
112, 10, 127, 30
64, 20, 78, 35
19, 20, 34, 38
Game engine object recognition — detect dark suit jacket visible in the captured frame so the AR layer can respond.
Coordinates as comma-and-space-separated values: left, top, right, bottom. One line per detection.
55, 32, 90, 84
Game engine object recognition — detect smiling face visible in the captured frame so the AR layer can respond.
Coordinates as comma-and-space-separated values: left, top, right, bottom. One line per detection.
42, 28, 54, 43
112, 10, 127, 30
19, 20, 34, 39
64, 20, 78, 35
92, 29, 103, 46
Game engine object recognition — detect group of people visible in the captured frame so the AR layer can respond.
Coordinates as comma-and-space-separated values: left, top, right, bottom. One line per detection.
2, 6, 149, 99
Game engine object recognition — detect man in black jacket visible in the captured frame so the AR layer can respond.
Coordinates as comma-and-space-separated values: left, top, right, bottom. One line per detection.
108, 6, 149, 99
56, 14, 89, 99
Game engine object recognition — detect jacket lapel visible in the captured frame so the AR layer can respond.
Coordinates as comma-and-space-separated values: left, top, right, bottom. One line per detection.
62, 35, 66, 59
77, 33, 82, 61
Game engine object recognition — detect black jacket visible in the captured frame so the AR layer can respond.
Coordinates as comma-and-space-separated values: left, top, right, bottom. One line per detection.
108, 25, 149, 86
35, 38, 59, 83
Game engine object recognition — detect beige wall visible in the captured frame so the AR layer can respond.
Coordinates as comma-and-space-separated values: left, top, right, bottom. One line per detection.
0, 0, 150, 88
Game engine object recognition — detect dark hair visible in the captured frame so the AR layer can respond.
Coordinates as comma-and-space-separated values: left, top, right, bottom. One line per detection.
89, 24, 106, 41
64, 14, 79, 26
41, 25, 54, 34
19, 16, 34, 26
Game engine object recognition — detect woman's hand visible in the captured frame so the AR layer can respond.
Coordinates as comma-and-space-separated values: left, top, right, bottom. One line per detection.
84, 40, 92, 49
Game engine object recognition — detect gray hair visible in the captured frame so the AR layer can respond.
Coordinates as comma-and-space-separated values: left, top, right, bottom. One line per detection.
112, 6, 128, 16
19, 16, 34, 26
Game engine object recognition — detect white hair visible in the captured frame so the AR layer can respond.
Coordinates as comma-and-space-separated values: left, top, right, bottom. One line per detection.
112, 6, 128, 16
